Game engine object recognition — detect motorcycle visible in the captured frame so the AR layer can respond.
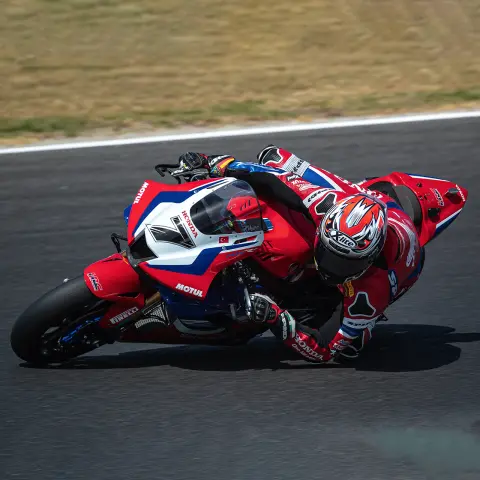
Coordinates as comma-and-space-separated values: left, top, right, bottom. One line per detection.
10, 161, 468, 365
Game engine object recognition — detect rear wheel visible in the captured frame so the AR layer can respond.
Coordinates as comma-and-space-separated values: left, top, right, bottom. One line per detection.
10, 275, 110, 365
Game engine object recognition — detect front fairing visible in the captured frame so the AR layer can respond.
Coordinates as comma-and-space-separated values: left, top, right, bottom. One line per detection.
125, 177, 265, 300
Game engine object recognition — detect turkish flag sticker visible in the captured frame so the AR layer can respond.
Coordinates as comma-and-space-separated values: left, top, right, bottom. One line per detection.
219, 236, 229, 244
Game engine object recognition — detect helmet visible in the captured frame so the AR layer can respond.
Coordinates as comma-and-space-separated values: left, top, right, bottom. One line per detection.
314, 194, 388, 285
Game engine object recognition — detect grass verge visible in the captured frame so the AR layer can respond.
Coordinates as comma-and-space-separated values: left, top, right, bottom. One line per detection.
2, 0, 480, 144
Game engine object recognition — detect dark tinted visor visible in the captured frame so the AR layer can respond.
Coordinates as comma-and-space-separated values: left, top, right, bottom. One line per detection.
314, 241, 372, 284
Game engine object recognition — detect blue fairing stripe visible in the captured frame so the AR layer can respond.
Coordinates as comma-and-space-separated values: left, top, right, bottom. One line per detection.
386, 201, 403, 211
124, 204, 132, 225
434, 210, 462, 237
147, 241, 258, 275
132, 190, 193, 235
406, 173, 447, 182
189, 178, 228, 192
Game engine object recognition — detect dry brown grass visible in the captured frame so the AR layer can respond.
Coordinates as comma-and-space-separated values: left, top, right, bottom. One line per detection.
2, 0, 480, 143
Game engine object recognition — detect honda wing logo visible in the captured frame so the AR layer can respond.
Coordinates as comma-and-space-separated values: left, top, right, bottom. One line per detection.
147, 216, 195, 249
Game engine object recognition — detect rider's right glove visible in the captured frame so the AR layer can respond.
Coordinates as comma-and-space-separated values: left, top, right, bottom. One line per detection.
249, 293, 296, 341
172, 152, 236, 178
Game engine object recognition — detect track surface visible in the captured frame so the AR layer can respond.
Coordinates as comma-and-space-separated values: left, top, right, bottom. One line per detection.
1, 118, 480, 479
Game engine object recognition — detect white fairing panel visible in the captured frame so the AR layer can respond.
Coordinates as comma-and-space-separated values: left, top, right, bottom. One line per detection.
134, 178, 264, 270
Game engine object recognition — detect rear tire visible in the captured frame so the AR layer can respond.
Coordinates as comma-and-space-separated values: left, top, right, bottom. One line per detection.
10, 275, 104, 365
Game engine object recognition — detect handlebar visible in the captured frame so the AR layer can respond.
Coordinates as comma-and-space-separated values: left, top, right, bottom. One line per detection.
154, 163, 210, 184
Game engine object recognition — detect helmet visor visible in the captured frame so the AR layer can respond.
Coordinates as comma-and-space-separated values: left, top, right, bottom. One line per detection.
314, 241, 372, 285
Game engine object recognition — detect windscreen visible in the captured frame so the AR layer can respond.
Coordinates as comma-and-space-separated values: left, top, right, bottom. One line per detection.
190, 180, 263, 235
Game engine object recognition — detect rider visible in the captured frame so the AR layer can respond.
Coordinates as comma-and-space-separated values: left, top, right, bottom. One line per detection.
173, 146, 424, 363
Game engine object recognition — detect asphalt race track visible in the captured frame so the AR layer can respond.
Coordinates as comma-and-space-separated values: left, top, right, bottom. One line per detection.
1, 118, 480, 480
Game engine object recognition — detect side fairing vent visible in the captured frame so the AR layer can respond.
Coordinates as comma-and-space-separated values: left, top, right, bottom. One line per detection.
129, 233, 156, 261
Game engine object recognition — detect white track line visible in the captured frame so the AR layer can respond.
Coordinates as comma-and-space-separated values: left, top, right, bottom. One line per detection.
1, 109, 480, 156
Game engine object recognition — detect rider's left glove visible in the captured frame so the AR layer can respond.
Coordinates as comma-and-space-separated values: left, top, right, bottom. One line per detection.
249, 293, 296, 341
173, 152, 236, 177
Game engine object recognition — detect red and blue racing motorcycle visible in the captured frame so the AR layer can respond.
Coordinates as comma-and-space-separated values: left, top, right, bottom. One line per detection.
10, 161, 468, 364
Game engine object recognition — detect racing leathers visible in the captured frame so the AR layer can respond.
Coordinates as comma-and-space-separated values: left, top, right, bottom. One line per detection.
176, 147, 425, 363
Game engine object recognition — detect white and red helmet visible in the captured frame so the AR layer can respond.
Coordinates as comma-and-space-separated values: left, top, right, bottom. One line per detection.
314, 194, 388, 285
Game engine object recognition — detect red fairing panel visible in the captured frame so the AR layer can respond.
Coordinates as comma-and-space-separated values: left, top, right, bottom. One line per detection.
142, 265, 216, 300
84, 253, 144, 304
253, 199, 316, 280
361, 172, 468, 247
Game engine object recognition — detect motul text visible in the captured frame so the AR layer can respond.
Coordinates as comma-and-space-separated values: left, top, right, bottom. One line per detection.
134, 182, 149, 204
176, 283, 203, 297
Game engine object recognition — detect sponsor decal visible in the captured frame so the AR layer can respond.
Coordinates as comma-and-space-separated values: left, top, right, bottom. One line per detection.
329, 229, 357, 249
343, 316, 377, 330
303, 188, 327, 208
285, 154, 309, 176
236, 220, 260, 233
133, 181, 149, 204
331, 339, 350, 352
219, 236, 229, 244
291, 159, 307, 175
87, 272, 102, 291
110, 306, 139, 325
281, 317, 288, 340
182, 210, 198, 238
292, 334, 324, 361
286, 174, 300, 182
388, 270, 398, 299
456, 184, 466, 202
431, 188, 444, 207
343, 280, 354, 298
279, 311, 295, 340
299, 183, 321, 192
176, 283, 203, 297
292, 160, 302, 172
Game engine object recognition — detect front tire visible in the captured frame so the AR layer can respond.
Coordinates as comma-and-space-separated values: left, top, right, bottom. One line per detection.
10, 275, 106, 365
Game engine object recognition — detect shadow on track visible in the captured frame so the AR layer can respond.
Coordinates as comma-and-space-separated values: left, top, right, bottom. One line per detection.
20, 324, 480, 372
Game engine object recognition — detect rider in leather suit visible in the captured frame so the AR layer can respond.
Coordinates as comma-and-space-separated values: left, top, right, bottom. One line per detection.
173, 146, 425, 363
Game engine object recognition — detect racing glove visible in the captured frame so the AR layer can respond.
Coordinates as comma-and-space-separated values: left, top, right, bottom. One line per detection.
337, 318, 376, 360
249, 293, 296, 341
173, 152, 236, 177
257, 144, 277, 164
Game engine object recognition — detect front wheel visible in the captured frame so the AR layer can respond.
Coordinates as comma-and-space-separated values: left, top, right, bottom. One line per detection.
10, 275, 110, 365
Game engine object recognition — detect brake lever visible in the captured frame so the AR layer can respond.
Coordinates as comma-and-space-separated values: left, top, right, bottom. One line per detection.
154, 163, 182, 183
154, 163, 210, 183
